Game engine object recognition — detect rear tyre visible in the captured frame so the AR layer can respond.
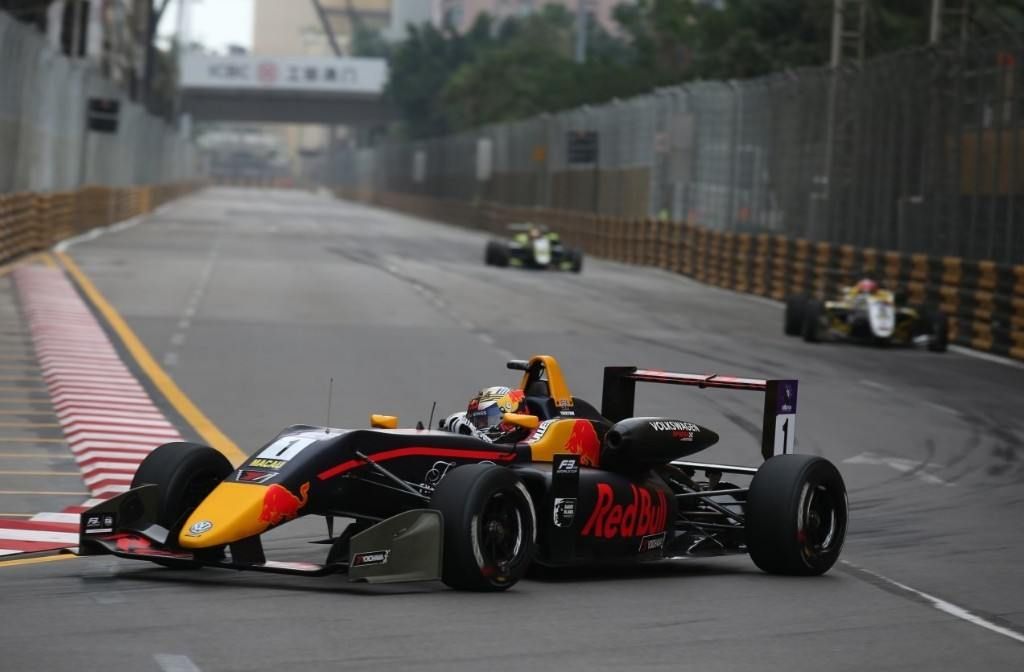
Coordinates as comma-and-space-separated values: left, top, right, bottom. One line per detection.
430, 464, 536, 591
131, 442, 233, 566
784, 295, 806, 336
925, 307, 948, 353
801, 300, 824, 342
746, 455, 847, 576
485, 241, 509, 268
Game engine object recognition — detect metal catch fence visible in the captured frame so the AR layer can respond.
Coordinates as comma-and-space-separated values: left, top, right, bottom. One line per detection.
328, 36, 1022, 265
0, 11, 195, 195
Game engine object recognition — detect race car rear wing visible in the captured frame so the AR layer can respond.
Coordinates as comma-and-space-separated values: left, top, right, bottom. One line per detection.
601, 367, 798, 460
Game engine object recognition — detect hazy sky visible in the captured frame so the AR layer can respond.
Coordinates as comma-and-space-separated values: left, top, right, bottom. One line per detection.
160, 0, 254, 53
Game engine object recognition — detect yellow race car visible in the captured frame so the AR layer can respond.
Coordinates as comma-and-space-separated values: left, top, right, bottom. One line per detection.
485, 224, 583, 272
785, 279, 947, 351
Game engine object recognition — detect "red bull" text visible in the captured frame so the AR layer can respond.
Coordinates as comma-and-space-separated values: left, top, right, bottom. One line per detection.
581, 483, 668, 539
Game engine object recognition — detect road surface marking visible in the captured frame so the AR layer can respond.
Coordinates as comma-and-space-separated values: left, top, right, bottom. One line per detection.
154, 654, 202, 672
949, 345, 1024, 370
57, 252, 245, 465
28, 512, 80, 524
0, 554, 77, 569
843, 561, 1024, 645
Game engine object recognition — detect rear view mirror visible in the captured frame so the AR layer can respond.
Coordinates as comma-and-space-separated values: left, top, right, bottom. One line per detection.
370, 414, 398, 429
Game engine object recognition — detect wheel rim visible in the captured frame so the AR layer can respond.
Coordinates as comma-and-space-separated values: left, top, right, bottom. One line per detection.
797, 483, 842, 562
475, 491, 525, 577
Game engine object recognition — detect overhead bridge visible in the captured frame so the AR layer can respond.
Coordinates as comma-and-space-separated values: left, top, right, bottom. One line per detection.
179, 54, 396, 125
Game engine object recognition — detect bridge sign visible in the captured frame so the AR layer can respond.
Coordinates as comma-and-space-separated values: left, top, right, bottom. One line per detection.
181, 54, 387, 95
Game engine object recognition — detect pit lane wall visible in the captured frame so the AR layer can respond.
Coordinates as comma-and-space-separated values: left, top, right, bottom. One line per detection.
0, 183, 202, 268
336, 189, 1024, 362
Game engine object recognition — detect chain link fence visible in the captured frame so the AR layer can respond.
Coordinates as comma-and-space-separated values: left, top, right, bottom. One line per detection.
328, 35, 1022, 264
0, 12, 195, 195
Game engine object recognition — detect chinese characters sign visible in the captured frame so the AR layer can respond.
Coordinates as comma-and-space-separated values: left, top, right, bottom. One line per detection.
181, 55, 387, 94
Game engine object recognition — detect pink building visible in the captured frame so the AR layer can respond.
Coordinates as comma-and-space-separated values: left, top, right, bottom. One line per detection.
439, 0, 628, 34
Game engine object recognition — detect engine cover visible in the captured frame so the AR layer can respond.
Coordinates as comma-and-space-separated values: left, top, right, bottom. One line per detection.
601, 417, 719, 469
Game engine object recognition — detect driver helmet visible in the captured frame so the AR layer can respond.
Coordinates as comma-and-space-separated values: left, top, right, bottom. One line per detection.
855, 278, 879, 294
467, 386, 528, 436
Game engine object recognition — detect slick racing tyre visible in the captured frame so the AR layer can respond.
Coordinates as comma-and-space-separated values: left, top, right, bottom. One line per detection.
485, 241, 509, 267
570, 249, 584, 273
430, 464, 536, 591
801, 299, 824, 342
132, 442, 233, 565
784, 295, 806, 336
925, 307, 948, 353
746, 455, 847, 576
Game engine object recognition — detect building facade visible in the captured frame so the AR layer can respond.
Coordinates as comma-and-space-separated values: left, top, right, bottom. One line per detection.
438, 0, 627, 34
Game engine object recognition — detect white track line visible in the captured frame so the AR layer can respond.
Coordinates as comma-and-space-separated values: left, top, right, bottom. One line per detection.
858, 379, 892, 392
949, 345, 1024, 370
0, 529, 79, 544
153, 654, 202, 672
844, 561, 1024, 645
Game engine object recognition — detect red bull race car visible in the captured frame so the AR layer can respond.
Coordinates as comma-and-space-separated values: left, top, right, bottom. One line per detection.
79, 355, 848, 591
484, 224, 583, 272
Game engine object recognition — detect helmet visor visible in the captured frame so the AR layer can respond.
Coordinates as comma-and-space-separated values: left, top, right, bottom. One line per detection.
469, 404, 504, 430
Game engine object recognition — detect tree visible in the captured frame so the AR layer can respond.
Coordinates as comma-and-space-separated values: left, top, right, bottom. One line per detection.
385, 15, 497, 138
383, 0, 1005, 137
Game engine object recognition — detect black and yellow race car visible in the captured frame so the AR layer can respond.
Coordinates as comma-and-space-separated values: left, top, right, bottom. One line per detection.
79, 355, 847, 591
786, 279, 948, 351
485, 224, 583, 272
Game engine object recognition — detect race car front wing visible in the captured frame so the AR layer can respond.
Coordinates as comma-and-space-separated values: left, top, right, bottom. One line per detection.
77, 485, 444, 582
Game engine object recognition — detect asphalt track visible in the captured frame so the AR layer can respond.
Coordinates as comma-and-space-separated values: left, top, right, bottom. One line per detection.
1, 188, 1022, 671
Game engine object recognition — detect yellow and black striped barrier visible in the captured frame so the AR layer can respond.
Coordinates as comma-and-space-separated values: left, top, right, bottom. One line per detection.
336, 191, 1024, 362
1, 183, 202, 270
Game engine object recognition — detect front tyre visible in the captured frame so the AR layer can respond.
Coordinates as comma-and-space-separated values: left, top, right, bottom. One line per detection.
430, 464, 536, 591
746, 454, 847, 576
485, 241, 509, 268
131, 442, 233, 564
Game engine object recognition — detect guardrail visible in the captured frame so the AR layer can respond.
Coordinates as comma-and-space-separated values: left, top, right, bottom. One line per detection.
0, 183, 202, 268
338, 189, 1024, 362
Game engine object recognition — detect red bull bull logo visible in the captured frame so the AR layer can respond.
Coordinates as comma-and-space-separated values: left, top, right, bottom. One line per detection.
259, 482, 310, 525
564, 421, 600, 467
581, 483, 668, 539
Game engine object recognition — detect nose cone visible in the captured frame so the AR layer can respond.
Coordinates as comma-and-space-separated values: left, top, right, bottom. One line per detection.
178, 482, 270, 549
